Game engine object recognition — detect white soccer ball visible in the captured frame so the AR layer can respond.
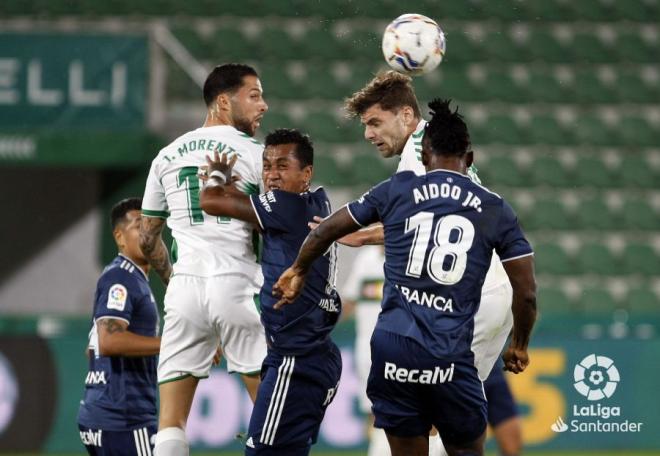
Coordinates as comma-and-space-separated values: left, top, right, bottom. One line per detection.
382, 14, 446, 76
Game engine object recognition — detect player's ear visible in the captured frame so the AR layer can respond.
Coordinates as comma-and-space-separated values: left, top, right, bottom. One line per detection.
303, 165, 313, 185
465, 151, 474, 168
113, 226, 124, 249
215, 93, 231, 112
401, 105, 414, 125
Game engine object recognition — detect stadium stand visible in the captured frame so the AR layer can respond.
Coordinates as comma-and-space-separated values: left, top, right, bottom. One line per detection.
2, 0, 658, 342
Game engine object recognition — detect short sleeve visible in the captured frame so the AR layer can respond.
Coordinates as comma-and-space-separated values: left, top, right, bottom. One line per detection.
346, 179, 391, 227
142, 159, 169, 218
495, 200, 534, 262
250, 190, 305, 233
94, 269, 136, 323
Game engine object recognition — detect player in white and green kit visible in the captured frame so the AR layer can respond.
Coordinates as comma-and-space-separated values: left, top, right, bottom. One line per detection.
139, 64, 268, 456
338, 71, 518, 456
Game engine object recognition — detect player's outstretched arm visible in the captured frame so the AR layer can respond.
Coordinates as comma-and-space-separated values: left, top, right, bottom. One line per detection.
273, 207, 361, 309
501, 255, 537, 374
199, 151, 259, 225
139, 217, 172, 286
309, 216, 384, 247
96, 317, 161, 357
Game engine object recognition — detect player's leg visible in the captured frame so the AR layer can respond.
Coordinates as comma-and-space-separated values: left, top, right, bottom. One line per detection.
212, 277, 266, 402
245, 344, 342, 455
155, 276, 218, 456
442, 429, 486, 456
484, 362, 521, 456
386, 434, 428, 456
241, 372, 261, 403
492, 417, 522, 456
367, 330, 433, 456
430, 357, 488, 456
471, 282, 513, 380
355, 304, 388, 456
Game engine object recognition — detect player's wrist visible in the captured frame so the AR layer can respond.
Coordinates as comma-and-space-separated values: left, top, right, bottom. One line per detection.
209, 170, 227, 184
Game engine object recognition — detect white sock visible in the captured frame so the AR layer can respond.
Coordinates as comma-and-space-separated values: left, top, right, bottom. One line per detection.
368, 427, 391, 456
428, 432, 448, 456
154, 427, 188, 456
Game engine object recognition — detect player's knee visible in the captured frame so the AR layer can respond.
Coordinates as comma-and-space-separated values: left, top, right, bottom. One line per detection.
154, 427, 188, 456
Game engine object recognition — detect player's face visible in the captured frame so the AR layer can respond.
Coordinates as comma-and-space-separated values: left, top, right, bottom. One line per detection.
360, 104, 410, 158
115, 210, 148, 265
262, 144, 312, 194
230, 75, 268, 137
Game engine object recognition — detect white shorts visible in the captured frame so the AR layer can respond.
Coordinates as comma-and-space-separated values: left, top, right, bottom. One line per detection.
354, 304, 381, 413
471, 281, 514, 381
158, 274, 267, 383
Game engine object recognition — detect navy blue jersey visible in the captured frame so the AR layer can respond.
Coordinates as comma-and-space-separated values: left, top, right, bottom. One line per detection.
347, 170, 532, 359
78, 255, 159, 431
250, 188, 341, 356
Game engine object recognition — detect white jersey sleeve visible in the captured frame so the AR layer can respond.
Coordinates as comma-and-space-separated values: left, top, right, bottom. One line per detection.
142, 158, 169, 219
397, 119, 427, 175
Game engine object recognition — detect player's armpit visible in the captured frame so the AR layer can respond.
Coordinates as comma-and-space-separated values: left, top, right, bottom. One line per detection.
139, 216, 172, 286
97, 317, 161, 357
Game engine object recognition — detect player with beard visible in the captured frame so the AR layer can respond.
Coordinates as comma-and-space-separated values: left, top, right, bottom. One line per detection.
139, 64, 268, 456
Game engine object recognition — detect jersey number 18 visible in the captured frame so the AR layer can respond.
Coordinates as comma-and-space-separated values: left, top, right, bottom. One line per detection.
404, 213, 475, 285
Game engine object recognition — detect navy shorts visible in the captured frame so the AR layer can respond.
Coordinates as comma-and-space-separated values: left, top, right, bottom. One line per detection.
367, 330, 487, 445
484, 360, 518, 427
78, 424, 156, 456
245, 342, 342, 455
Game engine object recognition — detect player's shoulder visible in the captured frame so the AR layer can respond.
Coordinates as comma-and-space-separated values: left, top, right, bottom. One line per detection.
463, 174, 503, 202
98, 257, 143, 290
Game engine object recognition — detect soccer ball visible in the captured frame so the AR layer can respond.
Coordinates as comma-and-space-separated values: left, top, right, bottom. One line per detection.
382, 14, 446, 76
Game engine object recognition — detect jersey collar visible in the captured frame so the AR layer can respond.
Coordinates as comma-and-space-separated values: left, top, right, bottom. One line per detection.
426, 168, 470, 179
118, 254, 149, 281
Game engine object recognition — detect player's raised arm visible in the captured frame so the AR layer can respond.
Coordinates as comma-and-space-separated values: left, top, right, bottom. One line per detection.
273, 207, 360, 309
501, 255, 537, 374
310, 216, 384, 247
199, 150, 259, 225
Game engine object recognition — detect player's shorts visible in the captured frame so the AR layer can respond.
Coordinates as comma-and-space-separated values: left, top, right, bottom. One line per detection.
471, 281, 514, 381
158, 274, 267, 383
78, 424, 156, 456
354, 303, 381, 413
367, 329, 487, 445
484, 360, 518, 427
245, 342, 342, 455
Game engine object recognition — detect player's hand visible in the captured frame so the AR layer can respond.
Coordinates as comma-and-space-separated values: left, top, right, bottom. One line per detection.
502, 346, 529, 374
206, 150, 238, 183
308, 216, 364, 247
197, 165, 209, 182
272, 267, 307, 310
213, 346, 223, 366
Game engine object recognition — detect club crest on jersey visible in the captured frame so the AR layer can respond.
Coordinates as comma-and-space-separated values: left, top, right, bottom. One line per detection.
107, 284, 127, 311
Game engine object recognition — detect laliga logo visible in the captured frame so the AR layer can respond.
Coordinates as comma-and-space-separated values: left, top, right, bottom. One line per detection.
573, 354, 620, 401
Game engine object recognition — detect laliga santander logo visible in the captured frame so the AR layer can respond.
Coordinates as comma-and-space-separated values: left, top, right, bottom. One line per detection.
573, 354, 620, 401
